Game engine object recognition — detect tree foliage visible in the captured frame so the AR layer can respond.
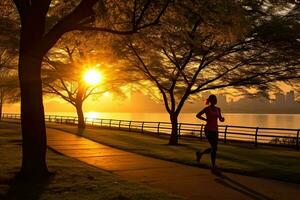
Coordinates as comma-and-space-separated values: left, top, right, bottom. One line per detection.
42, 33, 136, 128
117, 0, 300, 144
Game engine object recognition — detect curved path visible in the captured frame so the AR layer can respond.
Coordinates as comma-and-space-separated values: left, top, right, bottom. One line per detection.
47, 128, 300, 200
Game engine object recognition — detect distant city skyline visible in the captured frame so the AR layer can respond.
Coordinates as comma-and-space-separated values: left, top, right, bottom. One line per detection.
126, 90, 300, 114
196, 91, 300, 114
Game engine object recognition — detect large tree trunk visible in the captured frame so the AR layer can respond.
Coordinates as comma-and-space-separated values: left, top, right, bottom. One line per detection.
15, 2, 52, 178
168, 114, 179, 145
75, 101, 85, 129
19, 53, 49, 178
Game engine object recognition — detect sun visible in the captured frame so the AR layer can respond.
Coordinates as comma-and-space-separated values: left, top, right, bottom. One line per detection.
103, 91, 110, 97
83, 69, 102, 85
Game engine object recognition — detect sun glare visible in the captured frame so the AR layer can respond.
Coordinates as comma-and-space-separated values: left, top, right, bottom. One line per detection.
84, 69, 102, 85
103, 92, 110, 97
85, 112, 100, 119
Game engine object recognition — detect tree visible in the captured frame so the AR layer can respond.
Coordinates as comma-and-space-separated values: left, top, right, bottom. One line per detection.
43, 34, 133, 129
8, 0, 170, 178
0, 47, 19, 120
0, 1, 20, 119
118, 0, 300, 145
0, 74, 19, 120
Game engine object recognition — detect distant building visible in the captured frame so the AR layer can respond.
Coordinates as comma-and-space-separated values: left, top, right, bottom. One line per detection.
216, 94, 227, 106
274, 93, 285, 105
286, 91, 295, 104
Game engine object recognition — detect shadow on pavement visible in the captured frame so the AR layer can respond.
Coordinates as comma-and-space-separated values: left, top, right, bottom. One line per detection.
214, 172, 273, 200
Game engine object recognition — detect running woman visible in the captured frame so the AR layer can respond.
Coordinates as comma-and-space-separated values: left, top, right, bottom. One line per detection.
196, 94, 225, 172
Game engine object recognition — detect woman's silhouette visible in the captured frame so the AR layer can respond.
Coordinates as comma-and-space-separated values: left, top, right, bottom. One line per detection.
196, 94, 224, 172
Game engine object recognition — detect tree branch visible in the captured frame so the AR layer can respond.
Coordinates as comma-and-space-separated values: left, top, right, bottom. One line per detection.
129, 43, 172, 113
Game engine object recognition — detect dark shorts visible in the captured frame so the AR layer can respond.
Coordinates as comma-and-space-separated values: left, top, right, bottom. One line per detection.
205, 129, 218, 150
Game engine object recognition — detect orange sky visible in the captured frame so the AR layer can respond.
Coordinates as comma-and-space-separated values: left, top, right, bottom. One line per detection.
2, 82, 296, 114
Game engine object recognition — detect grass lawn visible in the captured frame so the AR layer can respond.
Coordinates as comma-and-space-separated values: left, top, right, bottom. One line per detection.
47, 123, 300, 184
0, 122, 183, 200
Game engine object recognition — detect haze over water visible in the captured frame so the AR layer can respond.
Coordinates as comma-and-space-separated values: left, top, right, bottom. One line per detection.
47, 112, 300, 129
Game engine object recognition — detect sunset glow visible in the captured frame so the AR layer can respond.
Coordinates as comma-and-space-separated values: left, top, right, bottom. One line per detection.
103, 91, 110, 97
85, 112, 101, 119
84, 69, 102, 85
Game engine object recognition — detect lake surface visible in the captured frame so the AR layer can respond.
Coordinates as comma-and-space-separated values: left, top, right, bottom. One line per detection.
46, 112, 300, 129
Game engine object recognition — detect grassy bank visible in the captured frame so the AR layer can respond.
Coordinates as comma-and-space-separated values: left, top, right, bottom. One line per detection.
47, 123, 300, 184
0, 122, 183, 200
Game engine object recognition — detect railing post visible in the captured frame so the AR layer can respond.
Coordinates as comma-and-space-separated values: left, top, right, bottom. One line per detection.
178, 123, 182, 138
141, 122, 144, 133
255, 127, 259, 146
224, 126, 228, 144
100, 119, 103, 127
119, 120, 121, 129
200, 124, 203, 140
109, 119, 112, 128
157, 122, 160, 134
296, 130, 299, 149
61, 116, 63, 123
129, 121, 132, 132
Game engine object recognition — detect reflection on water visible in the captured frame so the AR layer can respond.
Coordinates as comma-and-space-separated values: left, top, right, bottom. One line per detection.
46, 112, 300, 129
85, 112, 101, 119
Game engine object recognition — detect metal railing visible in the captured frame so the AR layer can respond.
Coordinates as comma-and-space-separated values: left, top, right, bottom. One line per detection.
1, 113, 299, 149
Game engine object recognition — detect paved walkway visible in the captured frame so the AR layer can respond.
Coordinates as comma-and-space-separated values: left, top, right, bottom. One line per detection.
47, 128, 300, 200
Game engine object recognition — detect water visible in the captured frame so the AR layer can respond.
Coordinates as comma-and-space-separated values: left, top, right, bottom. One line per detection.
46, 112, 300, 129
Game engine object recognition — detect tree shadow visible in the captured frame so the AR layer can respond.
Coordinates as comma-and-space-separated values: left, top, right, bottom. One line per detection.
4, 174, 53, 200
214, 172, 273, 200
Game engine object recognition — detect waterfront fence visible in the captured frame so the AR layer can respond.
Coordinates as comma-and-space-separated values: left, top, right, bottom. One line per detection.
2, 113, 299, 149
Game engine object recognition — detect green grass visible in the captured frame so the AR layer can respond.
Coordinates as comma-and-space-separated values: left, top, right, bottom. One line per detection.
0, 122, 183, 200
47, 123, 300, 184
